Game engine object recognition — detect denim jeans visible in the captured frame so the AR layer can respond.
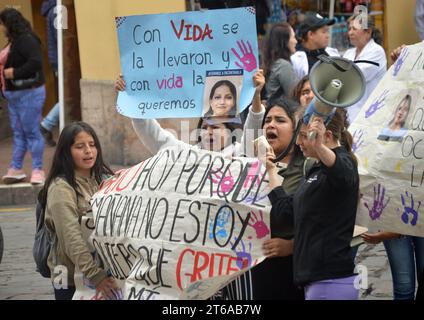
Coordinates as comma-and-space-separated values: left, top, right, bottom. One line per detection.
41, 102, 59, 131
4, 86, 46, 170
383, 236, 424, 300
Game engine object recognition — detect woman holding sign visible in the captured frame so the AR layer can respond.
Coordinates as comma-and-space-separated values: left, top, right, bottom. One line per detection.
41, 122, 120, 300
115, 75, 249, 156
265, 109, 360, 300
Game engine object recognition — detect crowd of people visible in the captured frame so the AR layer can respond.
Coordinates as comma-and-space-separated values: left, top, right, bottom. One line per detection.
0, 3, 423, 301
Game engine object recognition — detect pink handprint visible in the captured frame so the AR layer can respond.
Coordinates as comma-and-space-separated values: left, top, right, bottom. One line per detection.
365, 89, 389, 119
243, 161, 262, 188
248, 210, 269, 239
231, 40, 257, 72
212, 168, 235, 194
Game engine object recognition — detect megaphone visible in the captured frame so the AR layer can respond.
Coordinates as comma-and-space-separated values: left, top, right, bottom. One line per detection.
304, 55, 365, 139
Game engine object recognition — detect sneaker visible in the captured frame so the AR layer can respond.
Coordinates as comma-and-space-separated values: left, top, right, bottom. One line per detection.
30, 169, 45, 185
40, 125, 56, 147
2, 168, 27, 184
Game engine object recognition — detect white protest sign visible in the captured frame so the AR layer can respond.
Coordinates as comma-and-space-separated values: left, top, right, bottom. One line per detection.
74, 146, 271, 300
350, 42, 424, 236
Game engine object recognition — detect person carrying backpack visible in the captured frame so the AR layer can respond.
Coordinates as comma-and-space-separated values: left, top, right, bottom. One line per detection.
38, 121, 120, 300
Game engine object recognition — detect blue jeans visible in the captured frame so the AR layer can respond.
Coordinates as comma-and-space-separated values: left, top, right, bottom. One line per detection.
4, 86, 46, 170
41, 102, 59, 131
383, 236, 424, 300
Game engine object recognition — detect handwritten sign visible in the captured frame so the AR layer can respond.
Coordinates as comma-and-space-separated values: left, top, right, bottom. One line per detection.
350, 42, 424, 237
115, 7, 258, 119
75, 146, 271, 300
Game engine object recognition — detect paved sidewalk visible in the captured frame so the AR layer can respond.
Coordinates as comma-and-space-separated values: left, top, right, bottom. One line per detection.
0, 134, 57, 187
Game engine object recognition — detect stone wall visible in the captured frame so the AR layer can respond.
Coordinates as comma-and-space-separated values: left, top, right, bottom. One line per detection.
0, 98, 11, 140
80, 79, 198, 166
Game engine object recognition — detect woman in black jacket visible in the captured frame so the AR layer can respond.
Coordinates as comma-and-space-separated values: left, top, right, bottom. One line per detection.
265, 108, 360, 300
0, 8, 46, 185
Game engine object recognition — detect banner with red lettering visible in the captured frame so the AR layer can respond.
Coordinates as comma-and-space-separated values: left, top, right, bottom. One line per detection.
75, 146, 271, 300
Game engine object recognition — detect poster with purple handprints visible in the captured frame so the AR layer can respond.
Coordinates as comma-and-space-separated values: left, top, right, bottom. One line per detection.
74, 146, 271, 300
349, 42, 424, 237
115, 8, 258, 119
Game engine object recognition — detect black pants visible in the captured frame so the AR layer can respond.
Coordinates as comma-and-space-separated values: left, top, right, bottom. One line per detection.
54, 286, 76, 300
251, 255, 304, 300
222, 255, 304, 300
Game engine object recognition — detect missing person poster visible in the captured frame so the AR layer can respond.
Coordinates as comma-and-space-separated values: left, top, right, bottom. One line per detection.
350, 42, 424, 237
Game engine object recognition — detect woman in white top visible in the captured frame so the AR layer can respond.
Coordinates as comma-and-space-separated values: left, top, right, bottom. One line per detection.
343, 14, 387, 123
115, 73, 265, 159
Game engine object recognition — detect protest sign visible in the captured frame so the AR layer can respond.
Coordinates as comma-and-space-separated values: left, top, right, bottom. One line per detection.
350, 42, 424, 236
74, 146, 271, 300
115, 7, 258, 119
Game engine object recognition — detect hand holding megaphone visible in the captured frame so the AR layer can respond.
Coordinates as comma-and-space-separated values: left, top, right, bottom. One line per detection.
303, 55, 366, 140
307, 117, 327, 148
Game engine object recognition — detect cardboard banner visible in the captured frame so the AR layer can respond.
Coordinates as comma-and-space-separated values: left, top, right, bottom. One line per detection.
115, 7, 258, 119
350, 42, 424, 236
74, 146, 271, 300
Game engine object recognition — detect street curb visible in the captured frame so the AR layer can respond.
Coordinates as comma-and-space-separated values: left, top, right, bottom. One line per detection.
0, 183, 43, 206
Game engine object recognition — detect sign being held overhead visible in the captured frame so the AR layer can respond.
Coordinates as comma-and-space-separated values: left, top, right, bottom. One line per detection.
115, 7, 259, 119
351, 42, 424, 237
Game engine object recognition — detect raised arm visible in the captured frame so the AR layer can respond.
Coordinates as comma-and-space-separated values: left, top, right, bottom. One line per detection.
241, 70, 266, 157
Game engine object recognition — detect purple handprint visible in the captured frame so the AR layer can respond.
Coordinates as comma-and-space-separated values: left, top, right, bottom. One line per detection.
397, 191, 421, 226
352, 129, 364, 153
248, 210, 270, 239
363, 184, 390, 220
230, 238, 252, 270
393, 48, 409, 77
365, 89, 389, 119
231, 40, 257, 72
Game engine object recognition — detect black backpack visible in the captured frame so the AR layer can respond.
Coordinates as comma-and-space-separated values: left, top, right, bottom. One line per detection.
33, 190, 52, 278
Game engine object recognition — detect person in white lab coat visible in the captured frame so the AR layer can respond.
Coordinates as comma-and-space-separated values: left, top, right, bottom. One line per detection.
291, 13, 340, 79
343, 14, 387, 123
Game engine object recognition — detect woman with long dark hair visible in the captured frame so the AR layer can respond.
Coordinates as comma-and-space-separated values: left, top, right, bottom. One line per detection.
42, 122, 120, 300
203, 80, 238, 118
262, 22, 299, 100
0, 8, 47, 185
265, 109, 360, 300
